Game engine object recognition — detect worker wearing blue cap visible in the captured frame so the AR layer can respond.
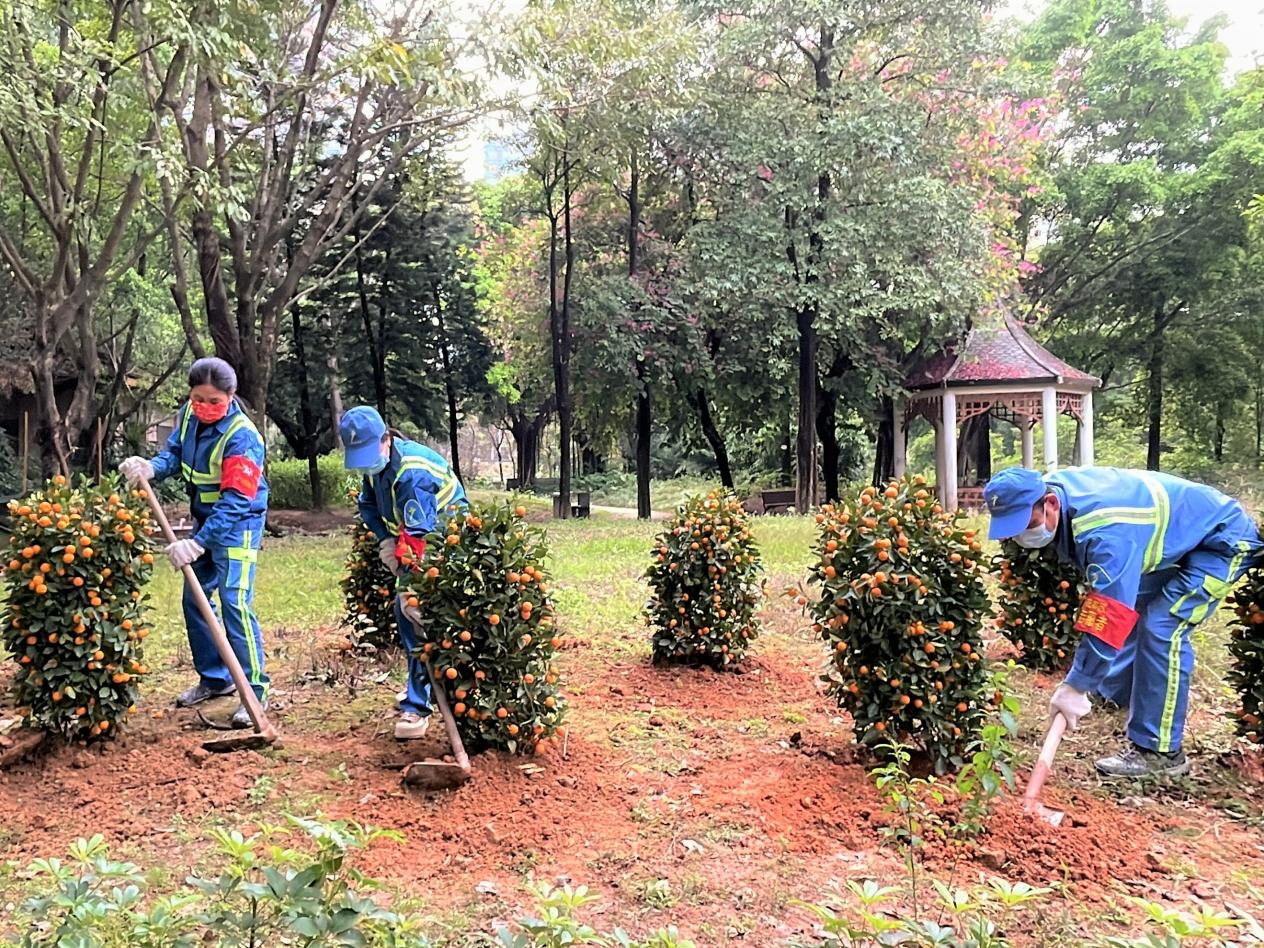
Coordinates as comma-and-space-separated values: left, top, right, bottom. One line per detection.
340, 406, 467, 740
984, 466, 1261, 777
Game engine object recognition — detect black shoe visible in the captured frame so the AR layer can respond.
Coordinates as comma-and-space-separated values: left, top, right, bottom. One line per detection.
1095, 743, 1189, 778
229, 701, 266, 730
176, 682, 236, 707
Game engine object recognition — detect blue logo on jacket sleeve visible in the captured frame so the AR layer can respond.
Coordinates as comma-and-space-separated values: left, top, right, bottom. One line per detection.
403, 499, 424, 531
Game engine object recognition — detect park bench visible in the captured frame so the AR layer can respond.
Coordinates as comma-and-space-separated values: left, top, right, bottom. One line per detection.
551, 491, 591, 519
760, 488, 796, 515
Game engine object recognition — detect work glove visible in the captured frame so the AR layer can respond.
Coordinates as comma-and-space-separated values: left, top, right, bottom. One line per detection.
119, 456, 154, 485
167, 538, 205, 570
379, 538, 400, 577
399, 596, 424, 628
1049, 682, 1091, 730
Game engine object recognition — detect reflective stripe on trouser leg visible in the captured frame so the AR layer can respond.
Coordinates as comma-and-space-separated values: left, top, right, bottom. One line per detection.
393, 595, 432, 717
1130, 542, 1254, 753
220, 534, 269, 700
183, 547, 231, 690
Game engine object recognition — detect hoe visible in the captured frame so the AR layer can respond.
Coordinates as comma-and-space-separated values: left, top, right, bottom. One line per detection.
400, 598, 471, 790
1023, 712, 1068, 827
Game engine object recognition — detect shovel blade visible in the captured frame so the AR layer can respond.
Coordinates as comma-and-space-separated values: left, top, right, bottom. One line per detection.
403, 759, 471, 790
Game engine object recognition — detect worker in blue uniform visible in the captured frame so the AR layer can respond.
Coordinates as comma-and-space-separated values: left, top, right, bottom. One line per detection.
986, 466, 1261, 777
340, 406, 467, 740
119, 357, 270, 729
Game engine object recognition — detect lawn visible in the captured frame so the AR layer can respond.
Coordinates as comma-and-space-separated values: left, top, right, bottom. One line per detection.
2, 503, 1263, 945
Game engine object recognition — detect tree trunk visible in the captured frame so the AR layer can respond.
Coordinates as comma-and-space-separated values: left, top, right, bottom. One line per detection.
795, 303, 819, 511
955, 413, 991, 484
325, 326, 344, 449
558, 155, 576, 519
1213, 399, 1225, 463
547, 146, 575, 520
1146, 299, 1164, 471
977, 412, 992, 482
792, 25, 833, 514
627, 151, 651, 520
290, 299, 323, 510
780, 420, 793, 484
1256, 370, 1262, 468
691, 388, 733, 488
636, 363, 652, 518
433, 284, 462, 480
873, 396, 895, 487
511, 407, 546, 489
816, 380, 839, 503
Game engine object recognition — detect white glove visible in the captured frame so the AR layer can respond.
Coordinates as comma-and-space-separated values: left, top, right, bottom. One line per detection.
1050, 682, 1091, 730
167, 539, 205, 569
379, 538, 400, 577
119, 456, 154, 485
399, 597, 423, 628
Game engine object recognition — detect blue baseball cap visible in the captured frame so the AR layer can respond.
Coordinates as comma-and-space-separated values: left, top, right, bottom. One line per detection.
339, 406, 387, 470
983, 467, 1049, 540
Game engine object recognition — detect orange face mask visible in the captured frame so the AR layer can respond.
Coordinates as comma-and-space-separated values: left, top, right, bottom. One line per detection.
192, 400, 229, 424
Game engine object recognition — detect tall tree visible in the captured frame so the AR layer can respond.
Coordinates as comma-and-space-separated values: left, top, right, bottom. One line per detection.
0, 0, 193, 472
1017, 0, 1231, 470
680, 0, 1002, 510
153, 0, 479, 420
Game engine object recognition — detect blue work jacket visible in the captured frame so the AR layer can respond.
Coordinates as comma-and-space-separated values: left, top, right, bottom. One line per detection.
358, 439, 466, 543
150, 399, 269, 549
1047, 467, 1257, 690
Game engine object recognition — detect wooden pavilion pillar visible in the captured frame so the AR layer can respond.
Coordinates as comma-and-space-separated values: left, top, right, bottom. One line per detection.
942, 390, 959, 511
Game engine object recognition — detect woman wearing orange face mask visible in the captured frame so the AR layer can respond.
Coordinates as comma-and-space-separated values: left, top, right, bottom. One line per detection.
119, 357, 270, 728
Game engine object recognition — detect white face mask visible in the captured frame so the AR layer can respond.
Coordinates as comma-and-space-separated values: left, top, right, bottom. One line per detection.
1014, 523, 1055, 549
354, 455, 388, 477
1014, 500, 1058, 548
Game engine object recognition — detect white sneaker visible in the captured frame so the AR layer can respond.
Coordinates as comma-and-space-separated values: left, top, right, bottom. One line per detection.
395, 712, 431, 740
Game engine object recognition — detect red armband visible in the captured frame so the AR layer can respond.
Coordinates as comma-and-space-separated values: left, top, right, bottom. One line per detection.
221, 456, 262, 500
396, 531, 427, 570
1073, 591, 1138, 650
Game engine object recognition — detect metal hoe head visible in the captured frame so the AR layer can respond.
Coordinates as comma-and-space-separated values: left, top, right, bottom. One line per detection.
202, 730, 283, 753
403, 758, 471, 790
1022, 794, 1066, 827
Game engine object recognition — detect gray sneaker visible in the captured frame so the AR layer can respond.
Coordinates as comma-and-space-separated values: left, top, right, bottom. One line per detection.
176, 682, 236, 707
230, 701, 265, 730
1095, 744, 1190, 779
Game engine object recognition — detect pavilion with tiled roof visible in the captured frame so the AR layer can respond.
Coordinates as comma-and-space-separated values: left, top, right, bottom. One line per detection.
897, 314, 1100, 511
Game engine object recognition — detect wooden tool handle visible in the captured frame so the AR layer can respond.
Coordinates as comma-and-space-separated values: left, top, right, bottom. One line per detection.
425, 657, 470, 771
1038, 711, 1069, 768
138, 477, 276, 740
1024, 712, 1068, 804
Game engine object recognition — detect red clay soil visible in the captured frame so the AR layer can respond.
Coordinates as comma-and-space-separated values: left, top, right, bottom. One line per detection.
3, 637, 1264, 940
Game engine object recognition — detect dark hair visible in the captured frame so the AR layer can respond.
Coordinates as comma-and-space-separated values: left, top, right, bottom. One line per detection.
188, 357, 238, 395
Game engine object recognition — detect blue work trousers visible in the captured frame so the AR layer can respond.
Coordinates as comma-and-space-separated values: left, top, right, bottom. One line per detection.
184, 520, 268, 700
393, 592, 433, 717
1099, 518, 1261, 753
